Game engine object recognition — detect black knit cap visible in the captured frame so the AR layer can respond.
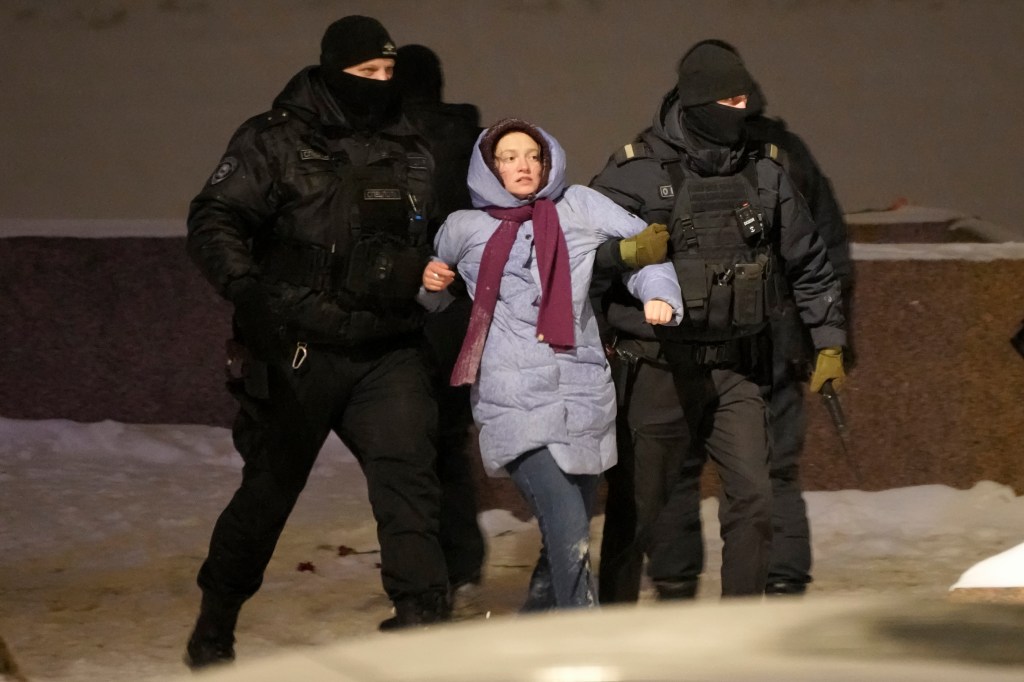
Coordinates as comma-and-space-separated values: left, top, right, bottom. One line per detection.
319, 15, 397, 72
676, 39, 755, 107
478, 117, 552, 191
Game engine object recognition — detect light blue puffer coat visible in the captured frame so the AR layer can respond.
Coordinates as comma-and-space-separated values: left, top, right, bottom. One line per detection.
428, 124, 681, 477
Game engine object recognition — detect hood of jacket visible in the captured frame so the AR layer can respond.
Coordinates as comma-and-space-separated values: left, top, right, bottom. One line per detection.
467, 122, 568, 209
651, 89, 748, 177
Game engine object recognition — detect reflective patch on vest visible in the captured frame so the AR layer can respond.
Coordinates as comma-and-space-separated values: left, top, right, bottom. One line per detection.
298, 148, 330, 161
363, 189, 402, 201
659, 184, 675, 199
208, 157, 237, 185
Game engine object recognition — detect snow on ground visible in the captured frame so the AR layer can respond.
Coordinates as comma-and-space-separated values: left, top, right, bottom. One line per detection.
1, 417, 1023, 682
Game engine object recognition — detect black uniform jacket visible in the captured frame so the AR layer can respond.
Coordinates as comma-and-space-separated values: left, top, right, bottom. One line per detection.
746, 115, 852, 290
744, 115, 853, 363
187, 67, 434, 347
589, 90, 846, 352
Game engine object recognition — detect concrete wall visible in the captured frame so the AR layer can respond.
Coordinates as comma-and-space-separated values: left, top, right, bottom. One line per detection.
3, 229, 1024, 498
801, 250, 1024, 494
3, 0, 1023, 232
0, 236, 235, 426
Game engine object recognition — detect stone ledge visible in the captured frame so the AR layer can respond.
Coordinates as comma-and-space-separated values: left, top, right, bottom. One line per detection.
948, 588, 1024, 604
2, 236, 1023, 505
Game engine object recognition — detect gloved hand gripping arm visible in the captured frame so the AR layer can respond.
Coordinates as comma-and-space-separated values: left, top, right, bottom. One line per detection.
594, 223, 669, 272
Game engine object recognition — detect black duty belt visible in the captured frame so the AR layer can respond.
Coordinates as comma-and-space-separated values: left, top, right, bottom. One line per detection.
693, 341, 742, 366
667, 338, 746, 368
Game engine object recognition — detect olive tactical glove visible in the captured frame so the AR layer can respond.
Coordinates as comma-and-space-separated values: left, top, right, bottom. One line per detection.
809, 346, 846, 393
619, 223, 669, 269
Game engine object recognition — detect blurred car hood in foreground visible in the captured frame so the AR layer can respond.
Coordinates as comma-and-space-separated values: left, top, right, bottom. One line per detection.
169, 596, 1024, 681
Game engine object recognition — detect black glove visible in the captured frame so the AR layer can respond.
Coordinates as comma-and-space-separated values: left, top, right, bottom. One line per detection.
228, 277, 286, 362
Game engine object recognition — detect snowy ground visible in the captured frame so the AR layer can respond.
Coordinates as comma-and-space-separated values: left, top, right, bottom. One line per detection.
1, 418, 1023, 682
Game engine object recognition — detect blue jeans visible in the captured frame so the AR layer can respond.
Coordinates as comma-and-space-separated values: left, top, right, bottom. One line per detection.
506, 447, 599, 610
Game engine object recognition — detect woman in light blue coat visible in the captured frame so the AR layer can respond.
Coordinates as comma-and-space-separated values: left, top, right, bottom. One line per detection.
421, 118, 681, 610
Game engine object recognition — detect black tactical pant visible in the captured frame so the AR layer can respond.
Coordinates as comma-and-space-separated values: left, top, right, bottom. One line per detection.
645, 342, 773, 597
196, 341, 449, 605
601, 354, 813, 599
765, 341, 812, 587
599, 340, 687, 603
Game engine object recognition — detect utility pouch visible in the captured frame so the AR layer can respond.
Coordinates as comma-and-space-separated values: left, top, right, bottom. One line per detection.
224, 338, 270, 398
342, 154, 426, 301
707, 281, 732, 331
609, 352, 631, 409
677, 259, 709, 324
345, 239, 427, 301
732, 261, 765, 326
224, 339, 271, 419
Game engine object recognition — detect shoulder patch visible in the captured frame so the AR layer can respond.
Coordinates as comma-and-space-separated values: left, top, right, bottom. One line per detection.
208, 156, 237, 186
763, 142, 780, 161
613, 141, 653, 166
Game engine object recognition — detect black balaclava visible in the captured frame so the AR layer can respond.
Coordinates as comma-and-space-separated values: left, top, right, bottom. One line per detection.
393, 44, 444, 104
675, 40, 756, 148
318, 15, 399, 130
683, 103, 749, 147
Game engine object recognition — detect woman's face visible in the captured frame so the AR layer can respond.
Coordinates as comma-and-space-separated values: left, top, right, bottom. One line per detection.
494, 131, 542, 198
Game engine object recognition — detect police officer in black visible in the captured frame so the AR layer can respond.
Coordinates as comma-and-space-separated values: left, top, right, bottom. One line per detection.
393, 44, 487, 612
184, 16, 450, 669
591, 39, 847, 598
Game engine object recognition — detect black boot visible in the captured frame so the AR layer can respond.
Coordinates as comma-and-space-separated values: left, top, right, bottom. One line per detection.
653, 578, 699, 601
764, 579, 808, 596
184, 594, 242, 670
379, 590, 452, 631
448, 580, 485, 620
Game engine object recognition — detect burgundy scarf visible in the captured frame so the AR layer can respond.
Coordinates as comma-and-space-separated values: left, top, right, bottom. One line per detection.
449, 198, 575, 386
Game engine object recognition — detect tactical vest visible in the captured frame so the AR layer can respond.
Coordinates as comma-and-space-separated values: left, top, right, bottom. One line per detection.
259, 117, 432, 310
663, 153, 783, 343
